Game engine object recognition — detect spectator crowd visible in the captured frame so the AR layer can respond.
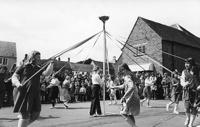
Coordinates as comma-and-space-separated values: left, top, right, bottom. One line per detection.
0, 62, 183, 109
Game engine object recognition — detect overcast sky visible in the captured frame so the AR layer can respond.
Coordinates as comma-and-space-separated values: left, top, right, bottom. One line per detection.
0, 0, 199, 64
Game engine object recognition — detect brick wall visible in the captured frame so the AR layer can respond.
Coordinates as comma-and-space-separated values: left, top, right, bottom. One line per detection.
119, 17, 163, 73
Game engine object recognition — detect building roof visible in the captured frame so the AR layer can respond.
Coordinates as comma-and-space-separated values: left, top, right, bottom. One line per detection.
91, 60, 115, 70
140, 17, 200, 49
70, 63, 93, 72
40, 59, 93, 72
0, 41, 16, 57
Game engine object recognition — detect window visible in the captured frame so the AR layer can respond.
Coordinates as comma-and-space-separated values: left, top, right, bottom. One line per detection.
0, 57, 2, 64
136, 45, 145, 56
3, 58, 8, 65
0, 57, 8, 65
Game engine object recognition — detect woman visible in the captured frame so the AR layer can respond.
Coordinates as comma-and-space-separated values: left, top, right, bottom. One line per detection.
89, 66, 104, 117
60, 75, 71, 108
112, 63, 140, 127
140, 73, 153, 107
166, 71, 182, 114
12, 51, 54, 127
162, 73, 171, 99
47, 73, 60, 109
180, 57, 199, 127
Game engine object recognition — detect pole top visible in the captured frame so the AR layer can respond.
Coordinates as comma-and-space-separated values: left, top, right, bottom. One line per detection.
99, 16, 109, 23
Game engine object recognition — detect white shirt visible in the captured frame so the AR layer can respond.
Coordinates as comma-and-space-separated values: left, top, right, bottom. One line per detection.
92, 73, 103, 85
145, 77, 153, 87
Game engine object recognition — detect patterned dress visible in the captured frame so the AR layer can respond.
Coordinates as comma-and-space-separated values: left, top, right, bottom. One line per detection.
123, 79, 140, 116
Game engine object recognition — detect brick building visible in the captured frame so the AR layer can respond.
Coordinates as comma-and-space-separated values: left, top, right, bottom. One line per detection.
0, 41, 17, 70
117, 17, 200, 74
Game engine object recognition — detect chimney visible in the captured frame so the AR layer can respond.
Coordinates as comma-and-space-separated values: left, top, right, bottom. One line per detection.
68, 57, 70, 62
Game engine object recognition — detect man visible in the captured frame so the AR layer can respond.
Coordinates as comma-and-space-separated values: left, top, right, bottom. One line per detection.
89, 66, 104, 117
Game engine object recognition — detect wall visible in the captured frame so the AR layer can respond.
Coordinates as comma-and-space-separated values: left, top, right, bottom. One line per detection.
162, 41, 200, 73
119, 17, 163, 73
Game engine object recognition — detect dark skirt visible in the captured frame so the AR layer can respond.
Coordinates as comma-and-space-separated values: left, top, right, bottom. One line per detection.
143, 86, 151, 99
170, 87, 182, 103
13, 86, 41, 114
48, 86, 59, 100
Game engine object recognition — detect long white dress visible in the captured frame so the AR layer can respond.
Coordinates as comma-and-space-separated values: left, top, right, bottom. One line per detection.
59, 79, 71, 102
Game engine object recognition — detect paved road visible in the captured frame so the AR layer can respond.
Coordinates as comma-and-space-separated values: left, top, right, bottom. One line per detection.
1, 100, 200, 127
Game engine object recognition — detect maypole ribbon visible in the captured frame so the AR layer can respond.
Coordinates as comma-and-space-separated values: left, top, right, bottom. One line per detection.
22, 31, 102, 86
75, 32, 102, 72
118, 35, 200, 66
18, 31, 102, 111
107, 32, 175, 75
106, 33, 145, 71
51, 31, 103, 59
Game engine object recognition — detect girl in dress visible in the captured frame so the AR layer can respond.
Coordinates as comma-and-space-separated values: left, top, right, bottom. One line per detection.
107, 75, 117, 105
47, 74, 60, 109
60, 75, 71, 108
180, 57, 199, 127
166, 71, 182, 114
112, 63, 140, 127
140, 73, 154, 107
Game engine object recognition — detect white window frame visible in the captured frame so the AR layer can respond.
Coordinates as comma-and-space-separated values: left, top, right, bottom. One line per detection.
3, 58, 8, 65
0, 57, 2, 64
137, 45, 145, 55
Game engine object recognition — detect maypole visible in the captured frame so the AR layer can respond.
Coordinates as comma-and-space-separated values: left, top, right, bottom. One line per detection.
99, 16, 109, 115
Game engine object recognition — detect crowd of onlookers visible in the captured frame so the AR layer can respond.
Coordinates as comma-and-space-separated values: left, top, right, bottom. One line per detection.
0, 63, 182, 108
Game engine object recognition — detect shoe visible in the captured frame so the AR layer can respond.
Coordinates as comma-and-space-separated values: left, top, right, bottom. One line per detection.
120, 110, 127, 115
96, 114, 102, 117
17, 114, 22, 119
188, 124, 193, 127
64, 103, 69, 109
184, 118, 189, 126
50, 106, 55, 109
90, 114, 97, 117
173, 110, 179, 114
166, 104, 169, 111
147, 105, 152, 108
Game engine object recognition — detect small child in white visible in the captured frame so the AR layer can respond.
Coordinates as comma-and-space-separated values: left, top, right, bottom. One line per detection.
107, 75, 117, 105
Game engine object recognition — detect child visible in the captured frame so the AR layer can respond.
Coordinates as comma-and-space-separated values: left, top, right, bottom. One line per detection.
112, 63, 140, 127
107, 75, 117, 105
47, 74, 60, 109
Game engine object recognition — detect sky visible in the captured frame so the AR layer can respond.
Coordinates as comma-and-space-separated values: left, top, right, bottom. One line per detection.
0, 0, 199, 64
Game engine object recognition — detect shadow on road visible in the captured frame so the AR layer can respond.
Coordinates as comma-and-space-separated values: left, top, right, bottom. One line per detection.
96, 113, 121, 118
149, 106, 166, 108
0, 118, 18, 122
53, 106, 90, 110
38, 115, 60, 121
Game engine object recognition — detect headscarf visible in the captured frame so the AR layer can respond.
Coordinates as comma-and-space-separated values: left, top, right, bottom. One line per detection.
118, 63, 136, 82
185, 57, 199, 76
26, 50, 41, 65
185, 57, 196, 66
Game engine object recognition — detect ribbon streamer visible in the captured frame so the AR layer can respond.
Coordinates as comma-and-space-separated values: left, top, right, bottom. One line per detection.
106, 33, 145, 71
